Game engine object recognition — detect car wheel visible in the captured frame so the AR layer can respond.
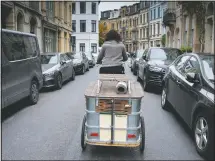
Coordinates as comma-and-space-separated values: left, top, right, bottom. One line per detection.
81, 114, 87, 150
81, 65, 85, 75
161, 85, 170, 111
86, 64, 89, 71
71, 68, 75, 81
137, 70, 141, 82
56, 74, 62, 90
193, 112, 214, 160
28, 80, 39, 105
143, 73, 150, 92
139, 116, 145, 153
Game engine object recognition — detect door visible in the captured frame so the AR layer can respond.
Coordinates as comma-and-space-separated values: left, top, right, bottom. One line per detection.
2, 32, 30, 106
139, 49, 149, 80
64, 53, 74, 77
167, 55, 191, 114
178, 56, 201, 124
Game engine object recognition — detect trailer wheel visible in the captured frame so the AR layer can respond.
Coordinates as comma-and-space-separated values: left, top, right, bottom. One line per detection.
139, 116, 145, 153
81, 115, 87, 150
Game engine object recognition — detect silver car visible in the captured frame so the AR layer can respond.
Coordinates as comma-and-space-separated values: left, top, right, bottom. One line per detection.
41, 52, 75, 89
1, 29, 43, 109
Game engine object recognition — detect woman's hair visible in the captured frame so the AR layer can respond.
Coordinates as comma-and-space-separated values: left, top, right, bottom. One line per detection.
105, 29, 122, 42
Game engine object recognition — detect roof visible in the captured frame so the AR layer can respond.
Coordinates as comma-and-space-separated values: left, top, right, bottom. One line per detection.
2, 29, 37, 37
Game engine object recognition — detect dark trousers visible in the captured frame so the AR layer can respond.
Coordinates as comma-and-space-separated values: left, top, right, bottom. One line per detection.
99, 65, 125, 74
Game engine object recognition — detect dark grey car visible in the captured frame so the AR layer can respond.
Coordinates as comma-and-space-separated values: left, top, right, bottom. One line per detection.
1, 29, 43, 109
86, 52, 95, 68
41, 52, 75, 89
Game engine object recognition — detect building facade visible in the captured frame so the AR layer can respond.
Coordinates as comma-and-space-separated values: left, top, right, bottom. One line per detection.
99, 1, 167, 52
72, 1, 99, 54
41, 1, 72, 53
163, 1, 214, 54
1, 1, 72, 53
1, 1, 43, 51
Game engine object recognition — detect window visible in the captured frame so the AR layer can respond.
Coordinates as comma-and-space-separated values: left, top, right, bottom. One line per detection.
71, 36, 76, 52
175, 55, 190, 72
80, 43, 85, 52
64, 2, 67, 23
23, 36, 38, 58
72, 3, 76, 14
41, 54, 58, 64
154, 8, 156, 19
143, 14, 145, 24
146, 13, 148, 22
91, 20, 96, 32
153, 24, 155, 36
2, 32, 28, 61
130, 19, 132, 26
111, 23, 114, 29
60, 54, 67, 62
150, 48, 182, 61
151, 10, 153, 20
44, 28, 56, 52
92, 2, 96, 14
150, 25, 152, 36
158, 7, 160, 18
46, 1, 54, 20
72, 20, 76, 32
126, 31, 128, 38
157, 23, 160, 35
64, 32, 67, 52
190, 29, 194, 47
80, 20, 86, 32
183, 56, 200, 74
140, 29, 142, 39
80, 2, 86, 14
91, 43, 97, 53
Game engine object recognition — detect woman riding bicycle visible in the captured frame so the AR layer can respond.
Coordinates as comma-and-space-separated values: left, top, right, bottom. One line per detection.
97, 29, 128, 74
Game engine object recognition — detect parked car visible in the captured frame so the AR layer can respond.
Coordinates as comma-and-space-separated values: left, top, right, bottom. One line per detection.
137, 47, 182, 91
1, 29, 43, 108
86, 52, 95, 67
41, 52, 75, 89
161, 53, 214, 159
131, 49, 145, 75
67, 52, 89, 74
92, 52, 99, 62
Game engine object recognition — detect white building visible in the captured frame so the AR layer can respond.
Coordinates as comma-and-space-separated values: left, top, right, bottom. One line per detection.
71, 1, 99, 54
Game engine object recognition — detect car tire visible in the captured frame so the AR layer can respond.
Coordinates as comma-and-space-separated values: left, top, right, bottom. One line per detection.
139, 116, 145, 153
143, 72, 150, 92
137, 70, 141, 82
28, 80, 39, 105
81, 114, 87, 151
86, 64, 89, 71
193, 112, 214, 160
56, 74, 62, 90
71, 68, 75, 81
81, 65, 85, 75
161, 85, 170, 111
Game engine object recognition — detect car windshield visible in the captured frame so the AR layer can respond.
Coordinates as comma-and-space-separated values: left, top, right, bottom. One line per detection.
41, 54, 58, 64
150, 48, 182, 60
86, 53, 93, 59
137, 50, 144, 58
200, 55, 214, 82
73, 53, 82, 59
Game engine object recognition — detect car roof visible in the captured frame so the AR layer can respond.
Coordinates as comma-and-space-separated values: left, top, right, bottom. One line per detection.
149, 47, 181, 50
41, 52, 60, 55
182, 52, 214, 57
2, 29, 37, 37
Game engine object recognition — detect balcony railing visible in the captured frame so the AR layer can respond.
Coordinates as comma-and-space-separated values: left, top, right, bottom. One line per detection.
163, 8, 176, 27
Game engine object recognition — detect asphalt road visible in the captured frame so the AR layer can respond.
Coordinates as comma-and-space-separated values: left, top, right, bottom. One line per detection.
2, 63, 204, 160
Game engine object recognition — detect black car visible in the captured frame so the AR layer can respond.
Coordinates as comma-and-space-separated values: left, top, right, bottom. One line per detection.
66, 52, 89, 75
131, 50, 145, 75
86, 52, 95, 68
41, 52, 75, 89
137, 47, 182, 91
161, 53, 214, 159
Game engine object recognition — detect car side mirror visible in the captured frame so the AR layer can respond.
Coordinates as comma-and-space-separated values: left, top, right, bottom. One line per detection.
186, 72, 199, 83
142, 55, 147, 61
60, 61, 66, 65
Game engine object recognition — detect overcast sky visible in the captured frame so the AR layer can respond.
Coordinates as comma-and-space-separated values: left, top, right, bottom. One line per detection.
98, 0, 140, 18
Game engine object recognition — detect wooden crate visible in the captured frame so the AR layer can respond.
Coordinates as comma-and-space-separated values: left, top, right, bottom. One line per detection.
96, 99, 131, 114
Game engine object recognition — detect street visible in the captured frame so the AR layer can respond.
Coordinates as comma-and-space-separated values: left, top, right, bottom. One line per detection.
2, 64, 204, 160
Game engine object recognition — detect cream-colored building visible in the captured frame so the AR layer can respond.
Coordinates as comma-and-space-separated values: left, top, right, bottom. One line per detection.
41, 1, 72, 52
164, 2, 214, 54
